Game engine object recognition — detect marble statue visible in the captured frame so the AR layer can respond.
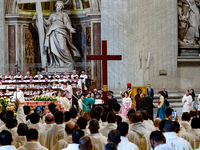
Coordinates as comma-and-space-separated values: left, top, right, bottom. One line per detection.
178, 0, 200, 46
43, 1, 81, 68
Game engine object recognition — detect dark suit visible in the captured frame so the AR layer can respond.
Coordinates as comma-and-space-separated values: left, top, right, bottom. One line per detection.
105, 97, 118, 112
147, 88, 154, 100
137, 96, 154, 120
161, 90, 168, 99
72, 93, 80, 109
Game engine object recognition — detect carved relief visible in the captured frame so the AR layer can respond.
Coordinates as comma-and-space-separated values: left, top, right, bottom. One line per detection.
178, 0, 200, 46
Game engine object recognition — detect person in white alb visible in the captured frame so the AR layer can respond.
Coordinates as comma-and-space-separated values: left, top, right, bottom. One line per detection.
0, 130, 17, 150
13, 87, 25, 103
99, 112, 117, 137
150, 130, 173, 150
66, 81, 73, 99
80, 70, 88, 91
117, 122, 139, 150
34, 71, 43, 79
163, 120, 193, 150
62, 129, 84, 150
182, 90, 192, 113
15, 71, 22, 79
88, 119, 107, 150
141, 110, 156, 132
71, 70, 78, 78
18, 129, 48, 150
179, 112, 191, 132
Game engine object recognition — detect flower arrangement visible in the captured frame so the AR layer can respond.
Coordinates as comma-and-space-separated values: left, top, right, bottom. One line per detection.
0, 97, 10, 112
32, 95, 57, 101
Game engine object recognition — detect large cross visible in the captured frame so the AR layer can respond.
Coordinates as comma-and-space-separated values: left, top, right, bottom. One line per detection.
17, 0, 57, 68
87, 40, 122, 103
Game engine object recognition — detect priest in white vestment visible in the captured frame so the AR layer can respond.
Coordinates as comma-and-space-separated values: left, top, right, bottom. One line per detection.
13, 88, 25, 103
45, 111, 67, 150
179, 112, 191, 132
117, 122, 139, 150
18, 129, 48, 150
127, 112, 151, 150
182, 90, 192, 113
88, 119, 107, 150
141, 110, 155, 132
99, 112, 117, 137
163, 120, 193, 150
28, 113, 43, 131
0, 130, 17, 150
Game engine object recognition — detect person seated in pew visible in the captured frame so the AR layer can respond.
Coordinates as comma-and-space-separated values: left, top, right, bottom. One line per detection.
5, 71, 11, 79
14, 71, 22, 79
52, 82, 58, 89
24, 71, 30, 79
34, 71, 43, 79
44, 77, 50, 89
51, 75, 58, 82
71, 69, 78, 78
2, 75, 8, 83
9, 75, 16, 83
7, 83, 15, 89
54, 71, 60, 79
45, 72, 51, 79
64, 71, 69, 78
4, 89, 12, 96
59, 74, 66, 83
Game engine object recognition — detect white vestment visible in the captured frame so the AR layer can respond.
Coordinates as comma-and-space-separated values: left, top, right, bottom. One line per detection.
127, 122, 151, 150
62, 143, 79, 150
163, 132, 193, 150
181, 132, 199, 149
89, 133, 107, 150
182, 95, 192, 113
12, 136, 26, 148
13, 91, 25, 102
152, 144, 173, 150
18, 141, 48, 150
116, 113, 127, 122
99, 123, 117, 137
118, 136, 139, 150
142, 120, 156, 132
179, 121, 191, 132
16, 104, 26, 124
5, 127, 17, 141
45, 124, 67, 150
66, 85, 72, 99
52, 135, 72, 150
0, 145, 17, 150
62, 97, 71, 111
28, 122, 43, 131
39, 124, 54, 146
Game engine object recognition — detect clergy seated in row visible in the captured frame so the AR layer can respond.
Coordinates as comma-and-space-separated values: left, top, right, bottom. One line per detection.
0, 130, 17, 150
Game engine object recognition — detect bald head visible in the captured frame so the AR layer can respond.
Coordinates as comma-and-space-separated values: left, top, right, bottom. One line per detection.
79, 136, 92, 150
65, 121, 77, 134
154, 118, 162, 127
45, 114, 54, 124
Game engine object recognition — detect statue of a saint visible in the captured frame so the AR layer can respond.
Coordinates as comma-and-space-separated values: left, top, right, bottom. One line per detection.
43, 1, 81, 68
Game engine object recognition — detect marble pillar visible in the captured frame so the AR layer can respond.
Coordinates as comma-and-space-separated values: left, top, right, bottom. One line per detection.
101, 0, 178, 92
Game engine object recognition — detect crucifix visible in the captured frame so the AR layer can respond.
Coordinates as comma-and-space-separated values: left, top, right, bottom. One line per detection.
87, 40, 122, 103
17, 0, 57, 68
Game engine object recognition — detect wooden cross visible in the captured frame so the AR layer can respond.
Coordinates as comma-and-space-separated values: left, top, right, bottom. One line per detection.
87, 40, 122, 103
17, 0, 57, 68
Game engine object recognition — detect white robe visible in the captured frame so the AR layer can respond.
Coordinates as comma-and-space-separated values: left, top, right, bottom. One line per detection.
13, 91, 25, 102
163, 132, 193, 150
62, 97, 71, 111
127, 122, 151, 150
18, 141, 48, 150
39, 124, 54, 146
116, 113, 127, 122
0, 145, 17, 150
152, 144, 173, 150
62, 143, 79, 150
118, 136, 139, 150
89, 133, 107, 150
142, 120, 156, 132
99, 123, 117, 137
181, 132, 199, 149
12, 136, 26, 148
28, 123, 43, 131
5, 127, 17, 141
182, 95, 192, 113
66, 85, 72, 99
52, 135, 72, 150
45, 124, 67, 150
16, 104, 26, 124
179, 121, 191, 132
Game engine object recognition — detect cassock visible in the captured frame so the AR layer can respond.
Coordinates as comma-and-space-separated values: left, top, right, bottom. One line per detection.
99, 123, 117, 137
163, 132, 193, 150
62, 143, 79, 150
127, 122, 151, 150
89, 133, 107, 150
13, 91, 25, 103
182, 95, 192, 113
45, 124, 67, 150
18, 141, 48, 150
0, 145, 17, 150
118, 136, 139, 150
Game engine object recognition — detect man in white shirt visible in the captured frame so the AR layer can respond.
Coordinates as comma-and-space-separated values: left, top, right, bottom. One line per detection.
117, 122, 139, 150
182, 90, 192, 113
99, 112, 117, 137
62, 129, 84, 150
88, 119, 107, 150
163, 120, 193, 150
127, 112, 151, 150
150, 130, 173, 150
112, 103, 127, 122
46, 111, 67, 150
0, 130, 17, 150
18, 129, 48, 150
